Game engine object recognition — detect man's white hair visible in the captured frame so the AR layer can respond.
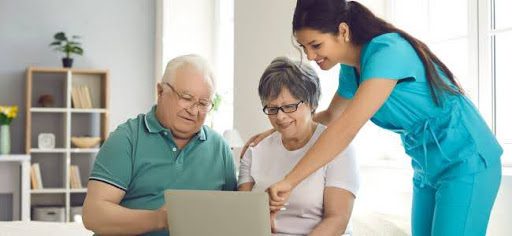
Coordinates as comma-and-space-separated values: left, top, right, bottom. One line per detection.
162, 54, 216, 92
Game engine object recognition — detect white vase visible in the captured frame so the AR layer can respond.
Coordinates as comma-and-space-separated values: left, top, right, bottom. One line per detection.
0, 124, 10, 154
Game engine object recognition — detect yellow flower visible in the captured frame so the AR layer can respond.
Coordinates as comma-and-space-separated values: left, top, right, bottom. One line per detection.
6, 106, 18, 118
0, 106, 18, 122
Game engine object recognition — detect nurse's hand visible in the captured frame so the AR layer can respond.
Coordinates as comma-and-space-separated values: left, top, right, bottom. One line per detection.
240, 128, 275, 159
267, 179, 293, 211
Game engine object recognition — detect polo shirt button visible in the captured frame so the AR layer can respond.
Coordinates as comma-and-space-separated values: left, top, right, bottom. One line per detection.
163, 132, 168, 135
172, 147, 177, 152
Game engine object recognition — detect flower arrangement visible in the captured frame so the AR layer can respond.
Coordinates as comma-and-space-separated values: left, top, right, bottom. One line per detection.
0, 106, 18, 125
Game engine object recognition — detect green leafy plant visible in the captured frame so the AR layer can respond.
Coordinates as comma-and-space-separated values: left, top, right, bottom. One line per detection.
49, 32, 83, 59
211, 93, 222, 113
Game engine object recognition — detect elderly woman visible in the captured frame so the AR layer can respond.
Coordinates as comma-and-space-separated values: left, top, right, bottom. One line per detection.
238, 57, 360, 236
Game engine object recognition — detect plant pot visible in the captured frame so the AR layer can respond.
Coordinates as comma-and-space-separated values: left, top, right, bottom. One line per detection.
62, 58, 73, 68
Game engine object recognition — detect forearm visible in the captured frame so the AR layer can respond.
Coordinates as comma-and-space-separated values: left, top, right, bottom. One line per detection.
286, 116, 359, 186
83, 200, 164, 235
309, 216, 348, 236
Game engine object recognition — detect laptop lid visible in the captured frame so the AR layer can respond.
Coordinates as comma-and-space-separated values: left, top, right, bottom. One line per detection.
164, 190, 271, 236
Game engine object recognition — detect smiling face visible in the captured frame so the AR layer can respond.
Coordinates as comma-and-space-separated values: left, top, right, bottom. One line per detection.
156, 65, 214, 139
295, 26, 359, 70
265, 87, 314, 141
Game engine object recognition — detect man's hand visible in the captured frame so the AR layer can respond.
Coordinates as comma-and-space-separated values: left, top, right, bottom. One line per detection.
156, 205, 168, 230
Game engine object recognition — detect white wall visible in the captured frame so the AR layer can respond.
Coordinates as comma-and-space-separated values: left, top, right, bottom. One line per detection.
234, 0, 298, 140
161, 0, 215, 69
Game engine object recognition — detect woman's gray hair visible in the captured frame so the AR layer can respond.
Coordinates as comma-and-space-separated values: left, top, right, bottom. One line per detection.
162, 54, 216, 91
258, 57, 321, 112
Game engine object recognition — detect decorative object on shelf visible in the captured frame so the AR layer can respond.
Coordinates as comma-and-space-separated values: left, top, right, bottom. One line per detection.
49, 32, 83, 68
71, 136, 101, 148
0, 105, 18, 155
37, 94, 55, 107
37, 133, 55, 149
222, 129, 244, 150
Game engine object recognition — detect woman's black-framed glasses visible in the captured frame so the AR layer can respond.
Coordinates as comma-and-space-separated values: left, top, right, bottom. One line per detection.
163, 82, 213, 113
263, 101, 303, 115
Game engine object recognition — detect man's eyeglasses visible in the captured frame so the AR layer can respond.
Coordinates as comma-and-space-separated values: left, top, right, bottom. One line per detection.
164, 82, 213, 113
263, 101, 303, 115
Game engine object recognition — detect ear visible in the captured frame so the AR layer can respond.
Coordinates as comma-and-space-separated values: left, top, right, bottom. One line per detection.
157, 83, 164, 96
337, 22, 350, 42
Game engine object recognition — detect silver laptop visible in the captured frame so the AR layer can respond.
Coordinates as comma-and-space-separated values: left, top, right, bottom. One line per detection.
164, 190, 271, 236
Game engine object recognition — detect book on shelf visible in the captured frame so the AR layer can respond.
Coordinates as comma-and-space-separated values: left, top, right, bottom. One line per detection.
69, 165, 83, 189
30, 163, 44, 189
71, 85, 93, 109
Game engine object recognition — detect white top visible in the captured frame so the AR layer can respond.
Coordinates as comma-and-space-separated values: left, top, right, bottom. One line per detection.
238, 124, 360, 235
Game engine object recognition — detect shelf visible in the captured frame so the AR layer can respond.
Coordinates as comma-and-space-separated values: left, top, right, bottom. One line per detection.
70, 188, 88, 193
0, 155, 31, 162
30, 107, 67, 113
71, 108, 107, 113
31, 188, 67, 194
30, 108, 108, 113
28, 66, 108, 75
70, 148, 100, 153
30, 148, 67, 153
26, 66, 109, 222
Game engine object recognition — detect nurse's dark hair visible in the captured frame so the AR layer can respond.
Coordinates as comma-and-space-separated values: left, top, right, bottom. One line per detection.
293, 0, 463, 105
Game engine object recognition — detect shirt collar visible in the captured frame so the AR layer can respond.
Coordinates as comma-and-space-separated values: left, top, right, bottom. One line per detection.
144, 105, 207, 141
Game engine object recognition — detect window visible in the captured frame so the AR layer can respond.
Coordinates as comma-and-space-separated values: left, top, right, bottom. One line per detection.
158, 0, 234, 134
388, 0, 512, 165
490, 0, 512, 165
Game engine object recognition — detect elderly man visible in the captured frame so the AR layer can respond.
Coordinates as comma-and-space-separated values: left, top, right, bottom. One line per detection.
83, 54, 237, 236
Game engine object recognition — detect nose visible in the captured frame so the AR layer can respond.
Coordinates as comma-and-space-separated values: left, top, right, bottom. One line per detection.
184, 103, 200, 115
275, 108, 288, 120
304, 47, 316, 61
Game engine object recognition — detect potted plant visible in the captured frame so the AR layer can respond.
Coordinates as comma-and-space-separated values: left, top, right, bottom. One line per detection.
208, 93, 222, 128
49, 32, 83, 68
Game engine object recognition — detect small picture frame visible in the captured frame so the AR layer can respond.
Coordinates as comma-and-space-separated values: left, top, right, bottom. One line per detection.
38, 133, 55, 149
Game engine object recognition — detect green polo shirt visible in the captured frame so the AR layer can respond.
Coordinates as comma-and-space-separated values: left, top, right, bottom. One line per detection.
89, 106, 237, 236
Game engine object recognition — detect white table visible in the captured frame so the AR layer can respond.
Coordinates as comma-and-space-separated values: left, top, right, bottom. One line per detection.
0, 154, 31, 221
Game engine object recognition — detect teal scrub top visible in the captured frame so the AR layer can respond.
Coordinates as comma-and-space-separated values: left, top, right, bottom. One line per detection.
337, 33, 502, 180
89, 106, 237, 236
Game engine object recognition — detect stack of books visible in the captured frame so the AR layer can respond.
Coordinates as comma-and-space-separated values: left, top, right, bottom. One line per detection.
30, 163, 44, 189
71, 85, 93, 109
69, 165, 83, 189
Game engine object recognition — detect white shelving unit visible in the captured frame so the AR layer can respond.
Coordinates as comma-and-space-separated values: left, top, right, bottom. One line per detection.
25, 67, 109, 222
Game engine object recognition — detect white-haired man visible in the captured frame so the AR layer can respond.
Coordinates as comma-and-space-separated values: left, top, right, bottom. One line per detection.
83, 54, 237, 236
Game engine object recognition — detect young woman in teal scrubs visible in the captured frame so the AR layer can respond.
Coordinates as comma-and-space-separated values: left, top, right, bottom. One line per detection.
245, 0, 503, 235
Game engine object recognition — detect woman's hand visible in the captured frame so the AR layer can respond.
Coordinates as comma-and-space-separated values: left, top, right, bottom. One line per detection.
270, 211, 277, 233
240, 128, 275, 159
267, 179, 293, 211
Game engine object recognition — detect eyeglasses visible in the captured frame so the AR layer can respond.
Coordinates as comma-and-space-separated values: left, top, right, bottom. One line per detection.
263, 101, 303, 115
164, 82, 213, 113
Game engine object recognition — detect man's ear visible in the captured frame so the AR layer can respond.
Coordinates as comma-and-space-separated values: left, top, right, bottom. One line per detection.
338, 22, 351, 42
157, 83, 164, 96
